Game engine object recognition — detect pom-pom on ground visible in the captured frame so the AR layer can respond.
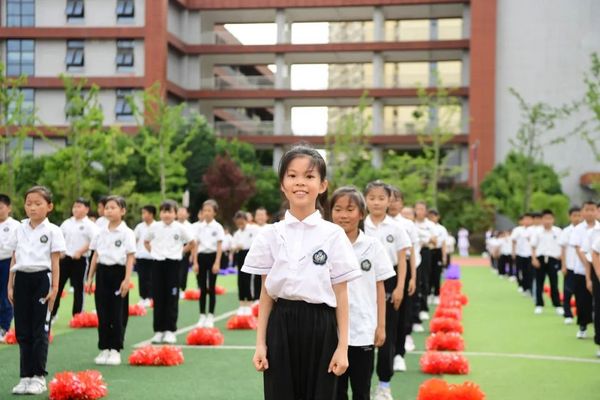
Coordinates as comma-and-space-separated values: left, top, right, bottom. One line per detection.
215, 285, 226, 295
128, 304, 147, 316
3, 328, 54, 344
226, 315, 258, 330
183, 289, 200, 300
444, 264, 461, 280
426, 332, 465, 351
186, 327, 224, 346
418, 379, 485, 400
69, 312, 99, 328
251, 303, 259, 317
129, 345, 184, 366
49, 370, 107, 400
430, 317, 464, 334
434, 307, 462, 320
420, 351, 470, 375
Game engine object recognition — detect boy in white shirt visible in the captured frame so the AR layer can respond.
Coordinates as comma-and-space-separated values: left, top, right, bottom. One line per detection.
511, 213, 533, 295
133, 205, 156, 307
0, 194, 20, 341
427, 209, 447, 304
559, 207, 582, 324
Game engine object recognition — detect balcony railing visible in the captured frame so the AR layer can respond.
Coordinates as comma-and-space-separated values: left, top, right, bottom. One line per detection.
214, 120, 276, 136
202, 76, 279, 90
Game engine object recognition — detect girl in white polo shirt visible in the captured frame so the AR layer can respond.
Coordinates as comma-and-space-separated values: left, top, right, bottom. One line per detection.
330, 186, 395, 400
6, 186, 66, 395
86, 195, 136, 366
242, 145, 361, 400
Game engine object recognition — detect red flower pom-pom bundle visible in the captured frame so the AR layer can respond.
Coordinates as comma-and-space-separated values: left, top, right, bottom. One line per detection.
227, 315, 258, 330
215, 285, 226, 295
49, 370, 107, 400
129, 345, 184, 366
426, 332, 465, 351
440, 293, 469, 307
183, 289, 201, 300
4, 328, 53, 344
420, 351, 470, 375
128, 304, 147, 317
61, 291, 68, 299
69, 312, 99, 328
252, 303, 259, 317
441, 280, 463, 293
434, 307, 462, 320
186, 327, 224, 346
430, 317, 464, 334
418, 379, 485, 400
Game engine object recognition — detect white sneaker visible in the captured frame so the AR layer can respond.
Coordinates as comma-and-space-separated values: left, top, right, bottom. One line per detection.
555, 307, 564, 316
137, 299, 145, 307
412, 323, 425, 333
151, 332, 164, 344
509, 276, 517, 282
373, 386, 393, 400
0, 329, 6, 343
12, 378, 30, 394
26, 376, 46, 395
94, 349, 110, 365
393, 355, 407, 372
534, 306, 543, 315
144, 298, 153, 307
236, 307, 244, 316
105, 350, 121, 366
205, 313, 214, 328
564, 317, 574, 325
405, 335, 416, 352
577, 330, 587, 339
196, 314, 207, 328
596, 348, 600, 358
518, 286, 524, 293
163, 331, 177, 344
419, 311, 430, 321
427, 295, 434, 306
179, 292, 185, 300
433, 296, 440, 305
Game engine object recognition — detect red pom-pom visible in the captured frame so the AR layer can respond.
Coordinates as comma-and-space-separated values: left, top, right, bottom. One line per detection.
128, 304, 147, 316
449, 381, 486, 400
417, 379, 451, 400
61, 291, 68, 299
4, 328, 53, 344
430, 318, 464, 334
543, 285, 550, 294
129, 345, 184, 366
441, 280, 463, 293
49, 370, 107, 400
128, 281, 135, 289
69, 312, 99, 328
570, 298, 576, 307
440, 293, 469, 306
226, 315, 258, 330
251, 303, 259, 317
183, 289, 200, 300
420, 351, 469, 375
434, 307, 462, 320
426, 332, 465, 352
215, 285, 226, 295
186, 327, 224, 346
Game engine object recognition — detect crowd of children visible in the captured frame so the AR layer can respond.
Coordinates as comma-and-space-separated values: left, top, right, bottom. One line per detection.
486, 202, 600, 358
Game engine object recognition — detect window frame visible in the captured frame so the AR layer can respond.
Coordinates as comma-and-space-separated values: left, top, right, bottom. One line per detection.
65, 40, 85, 70
115, 89, 134, 121
66, 0, 85, 21
6, 39, 35, 77
6, 0, 35, 27
116, 0, 135, 20
116, 39, 135, 70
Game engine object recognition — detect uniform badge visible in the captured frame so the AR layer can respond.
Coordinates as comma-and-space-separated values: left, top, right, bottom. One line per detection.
3, 227, 9, 232
312, 250, 327, 265
174, 234, 180, 241
115, 240, 122, 247
386, 234, 394, 243
249, 233, 253, 238
212, 231, 217, 237
79, 226, 84, 230
40, 235, 48, 244
361, 259, 372, 271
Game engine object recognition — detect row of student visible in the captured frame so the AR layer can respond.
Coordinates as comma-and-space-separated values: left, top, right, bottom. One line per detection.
486, 203, 600, 357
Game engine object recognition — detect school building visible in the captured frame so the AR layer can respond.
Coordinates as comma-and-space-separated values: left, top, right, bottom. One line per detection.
0, 0, 598, 202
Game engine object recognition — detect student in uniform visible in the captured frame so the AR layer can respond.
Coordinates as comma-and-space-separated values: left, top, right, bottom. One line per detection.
176, 207, 193, 292
427, 209, 447, 304
52, 198, 98, 320
530, 210, 563, 315
242, 145, 361, 400
232, 211, 260, 315
511, 214, 534, 295
590, 230, 600, 357
364, 181, 411, 400
221, 227, 234, 271
95, 196, 109, 230
192, 199, 224, 328
133, 205, 156, 308
330, 186, 395, 400
145, 200, 195, 344
252, 207, 271, 300
497, 231, 514, 278
559, 207, 582, 324
0, 194, 19, 342
6, 186, 66, 395
86, 196, 136, 366
414, 202, 437, 322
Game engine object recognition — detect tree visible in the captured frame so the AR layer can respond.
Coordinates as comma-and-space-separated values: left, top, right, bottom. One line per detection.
578, 52, 600, 162
378, 151, 432, 205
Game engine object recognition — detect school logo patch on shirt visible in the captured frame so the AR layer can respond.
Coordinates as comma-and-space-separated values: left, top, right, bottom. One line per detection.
40, 235, 49, 244
3, 227, 9, 232
361, 259, 372, 271
212, 231, 217, 237
386, 234, 394, 243
174, 234, 180, 241
115, 240, 122, 247
312, 250, 328, 265
79, 225, 85, 230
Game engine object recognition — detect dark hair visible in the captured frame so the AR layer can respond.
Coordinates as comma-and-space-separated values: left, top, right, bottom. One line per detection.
142, 205, 157, 216
582, 200, 597, 208
524, 212, 534, 218
278, 145, 328, 213
74, 197, 90, 208
329, 186, 367, 229
531, 211, 542, 218
159, 200, 178, 212
255, 207, 267, 213
415, 200, 428, 209
203, 199, 219, 213
234, 210, 247, 220
105, 195, 126, 209
98, 196, 108, 207
388, 185, 404, 202
364, 180, 392, 197
0, 194, 11, 206
428, 208, 440, 216
541, 209, 554, 216
568, 206, 581, 215
25, 186, 53, 203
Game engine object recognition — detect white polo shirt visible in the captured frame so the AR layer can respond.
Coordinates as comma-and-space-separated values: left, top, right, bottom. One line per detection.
95, 216, 108, 230
511, 226, 532, 257
90, 221, 136, 266
592, 235, 600, 256
0, 217, 21, 260
364, 215, 411, 266
348, 231, 395, 346
134, 221, 154, 260
6, 218, 66, 273
195, 219, 225, 254
393, 215, 421, 266
432, 223, 448, 250
232, 224, 260, 251
242, 210, 361, 308
222, 233, 232, 253
145, 221, 193, 261
585, 226, 600, 263
530, 226, 562, 259
500, 236, 512, 256
446, 234, 456, 254
569, 221, 600, 275
559, 225, 577, 270
414, 218, 437, 248
60, 216, 98, 258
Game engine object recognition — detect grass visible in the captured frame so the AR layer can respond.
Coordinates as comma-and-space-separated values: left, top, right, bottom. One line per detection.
0, 264, 599, 399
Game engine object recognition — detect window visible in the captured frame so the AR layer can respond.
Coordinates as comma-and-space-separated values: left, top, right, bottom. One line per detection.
65, 90, 87, 120
116, 40, 134, 69
66, 0, 84, 20
6, 0, 35, 27
65, 40, 84, 69
7, 88, 35, 125
6, 40, 35, 76
116, 0, 134, 19
115, 89, 133, 120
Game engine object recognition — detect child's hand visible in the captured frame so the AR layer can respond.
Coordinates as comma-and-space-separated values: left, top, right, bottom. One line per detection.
119, 279, 131, 297
532, 258, 540, 269
253, 345, 269, 371
408, 278, 416, 296
45, 287, 58, 311
8, 286, 14, 305
374, 325, 386, 347
587, 278, 593, 294
211, 262, 220, 274
391, 287, 404, 310
84, 279, 93, 294
192, 263, 199, 274
328, 346, 349, 376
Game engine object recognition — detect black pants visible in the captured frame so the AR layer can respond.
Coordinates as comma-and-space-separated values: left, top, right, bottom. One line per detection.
574, 274, 593, 329
95, 264, 128, 351
265, 299, 338, 400
592, 268, 600, 346
498, 255, 512, 276
396, 264, 412, 357
179, 252, 191, 291
14, 271, 51, 378
0, 258, 13, 331
534, 256, 561, 307
220, 251, 230, 270
563, 270, 575, 318
429, 248, 443, 296
135, 258, 153, 299
152, 259, 180, 332
52, 256, 87, 318
516, 256, 532, 291
376, 275, 399, 383
418, 248, 432, 312
337, 345, 374, 400
197, 253, 217, 314
235, 250, 253, 301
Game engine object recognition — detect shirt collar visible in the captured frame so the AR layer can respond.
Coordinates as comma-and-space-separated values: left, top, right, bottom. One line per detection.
365, 215, 393, 228
352, 230, 367, 247
107, 221, 126, 232
284, 210, 322, 226
24, 218, 49, 230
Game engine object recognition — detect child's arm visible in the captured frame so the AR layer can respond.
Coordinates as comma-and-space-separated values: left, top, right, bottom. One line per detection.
408, 246, 417, 295
328, 281, 349, 376
85, 252, 98, 293
391, 249, 407, 310
144, 240, 151, 253
592, 251, 600, 280
253, 276, 273, 372
120, 253, 135, 297
212, 241, 222, 274
73, 243, 90, 260
374, 280, 386, 347
531, 246, 540, 268
46, 252, 61, 310
7, 253, 16, 305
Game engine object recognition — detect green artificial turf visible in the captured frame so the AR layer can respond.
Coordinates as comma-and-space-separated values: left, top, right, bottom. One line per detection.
0, 265, 599, 399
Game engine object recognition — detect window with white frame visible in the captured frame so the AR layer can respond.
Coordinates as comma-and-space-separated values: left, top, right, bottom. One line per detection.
116, 0, 134, 20
116, 40, 134, 69
65, 40, 84, 69
66, 0, 84, 21
115, 89, 134, 120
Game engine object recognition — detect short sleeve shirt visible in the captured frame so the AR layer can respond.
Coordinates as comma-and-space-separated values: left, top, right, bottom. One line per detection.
195, 220, 225, 253
364, 215, 411, 266
90, 221, 136, 266
60, 216, 98, 257
511, 226, 532, 257
570, 221, 600, 274
0, 217, 21, 260
6, 218, 66, 272
530, 226, 562, 259
134, 221, 155, 260
232, 224, 260, 251
145, 221, 193, 261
